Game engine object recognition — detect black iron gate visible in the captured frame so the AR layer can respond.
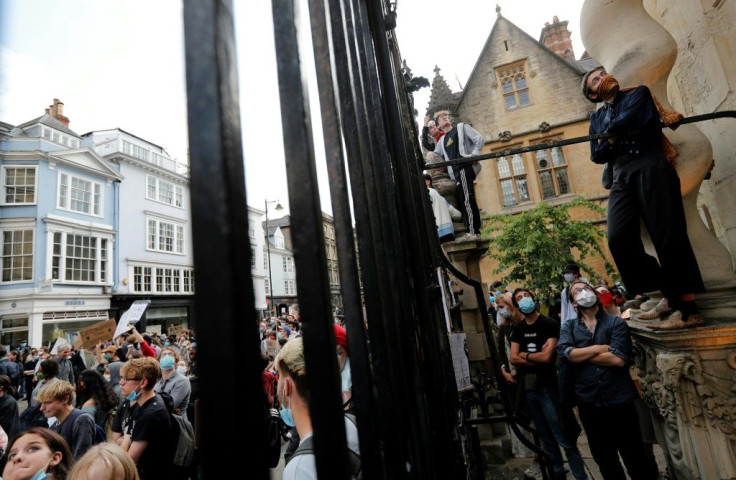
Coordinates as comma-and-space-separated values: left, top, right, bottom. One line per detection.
183, 0, 513, 478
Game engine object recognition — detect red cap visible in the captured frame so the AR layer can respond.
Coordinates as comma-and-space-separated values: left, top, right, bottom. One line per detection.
334, 324, 348, 351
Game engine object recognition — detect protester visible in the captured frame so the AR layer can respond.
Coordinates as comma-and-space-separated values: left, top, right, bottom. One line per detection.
111, 357, 175, 480
276, 337, 361, 479
558, 281, 658, 479
75, 369, 119, 431
510, 287, 588, 480
37, 380, 97, 460
582, 66, 704, 330
0, 375, 20, 440
67, 442, 140, 480
2, 427, 75, 480
153, 348, 191, 420
429, 110, 484, 238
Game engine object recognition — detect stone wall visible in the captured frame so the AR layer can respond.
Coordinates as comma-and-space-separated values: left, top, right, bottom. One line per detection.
643, 0, 736, 269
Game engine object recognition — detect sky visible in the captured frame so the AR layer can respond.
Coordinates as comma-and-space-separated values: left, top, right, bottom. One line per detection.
0, 0, 585, 217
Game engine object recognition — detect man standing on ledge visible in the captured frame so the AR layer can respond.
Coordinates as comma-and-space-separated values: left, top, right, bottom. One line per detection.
582, 66, 705, 330
429, 110, 484, 239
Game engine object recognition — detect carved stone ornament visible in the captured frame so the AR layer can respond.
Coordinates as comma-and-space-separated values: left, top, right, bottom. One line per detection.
538, 122, 550, 133
498, 131, 512, 142
633, 343, 736, 477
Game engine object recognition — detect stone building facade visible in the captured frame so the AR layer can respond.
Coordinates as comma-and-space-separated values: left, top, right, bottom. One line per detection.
425, 12, 614, 288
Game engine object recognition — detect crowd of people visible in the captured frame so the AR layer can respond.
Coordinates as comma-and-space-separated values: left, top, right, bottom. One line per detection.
490, 263, 661, 480
0, 328, 198, 480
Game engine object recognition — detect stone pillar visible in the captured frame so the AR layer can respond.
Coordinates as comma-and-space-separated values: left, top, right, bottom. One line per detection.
632, 329, 736, 480
581, 1, 736, 477
444, 238, 492, 370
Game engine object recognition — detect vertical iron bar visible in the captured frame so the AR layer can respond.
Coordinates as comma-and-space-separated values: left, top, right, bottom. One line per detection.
306, 0, 385, 478
182, 0, 268, 477
271, 1, 351, 479
361, 0, 468, 477
329, 0, 425, 475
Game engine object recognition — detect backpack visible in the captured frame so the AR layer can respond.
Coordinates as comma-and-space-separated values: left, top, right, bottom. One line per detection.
158, 392, 196, 467
19, 403, 48, 430
285, 413, 361, 479
58, 409, 107, 445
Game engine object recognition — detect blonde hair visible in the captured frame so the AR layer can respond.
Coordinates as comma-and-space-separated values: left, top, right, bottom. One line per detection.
433, 110, 451, 122
36, 380, 76, 404
67, 442, 140, 480
274, 337, 307, 397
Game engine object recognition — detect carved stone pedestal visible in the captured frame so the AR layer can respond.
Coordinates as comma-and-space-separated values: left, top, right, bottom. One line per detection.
444, 237, 492, 368
630, 321, 736, 480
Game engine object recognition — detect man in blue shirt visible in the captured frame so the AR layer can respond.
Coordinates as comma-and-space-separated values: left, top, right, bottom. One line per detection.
558, 280, 658, 479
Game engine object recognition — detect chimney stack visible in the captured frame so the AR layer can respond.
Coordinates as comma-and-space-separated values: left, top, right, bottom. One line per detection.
48, 98, 70, 127
539, 16, 575, 60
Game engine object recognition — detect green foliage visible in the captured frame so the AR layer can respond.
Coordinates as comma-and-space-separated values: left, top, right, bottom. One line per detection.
482, 197, 617, 297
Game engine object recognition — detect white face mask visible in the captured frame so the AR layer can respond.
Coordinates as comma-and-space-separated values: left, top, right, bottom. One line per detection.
176, 366, 188, 375
575, 289, 598, 308
564, 273, 575, 283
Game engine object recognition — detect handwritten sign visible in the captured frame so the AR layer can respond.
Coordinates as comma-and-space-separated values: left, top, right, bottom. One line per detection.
113, 300, 151, 339
79, 319, 117, 349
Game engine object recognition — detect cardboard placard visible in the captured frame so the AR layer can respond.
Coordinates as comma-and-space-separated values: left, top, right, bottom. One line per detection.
79, 319, 117, 349
168, 325, 186, 336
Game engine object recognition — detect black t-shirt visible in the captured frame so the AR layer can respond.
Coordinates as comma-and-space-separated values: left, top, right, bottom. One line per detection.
442, 127, 460, 161
510, 315, 559, 391
113, 395, 175, 480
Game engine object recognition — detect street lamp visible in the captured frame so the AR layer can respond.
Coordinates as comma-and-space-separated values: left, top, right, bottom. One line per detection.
264, 199, 283, 317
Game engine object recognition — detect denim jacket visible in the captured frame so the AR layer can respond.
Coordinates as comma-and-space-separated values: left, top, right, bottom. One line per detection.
557, 312, 637, 407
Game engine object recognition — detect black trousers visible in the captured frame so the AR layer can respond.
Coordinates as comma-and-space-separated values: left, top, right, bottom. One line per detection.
577, 401, 659, 480
607, 153, 704, 298
455, 165, 481, 235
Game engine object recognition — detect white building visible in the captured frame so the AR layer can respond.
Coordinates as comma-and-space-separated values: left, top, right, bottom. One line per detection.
82, 128, 195, 335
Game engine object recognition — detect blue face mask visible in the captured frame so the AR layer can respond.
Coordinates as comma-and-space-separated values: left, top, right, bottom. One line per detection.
489, 296, 496, 303
126, 382, 142, 402
340, 357, 352, 393
278, 383, 296, 427
160, 356, 175, 371
518, 297, 536, 314
30, 456, 53, 480
495, 290, 502, 297
163, 341, 170, 347
497, 307, 512, 319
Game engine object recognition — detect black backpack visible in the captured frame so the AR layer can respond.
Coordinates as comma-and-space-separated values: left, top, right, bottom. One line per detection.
158, 392, 196, 467
19, 403, 48, 430
58, 409, 107, 445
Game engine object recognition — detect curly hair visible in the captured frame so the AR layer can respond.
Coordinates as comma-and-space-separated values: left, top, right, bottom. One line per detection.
76, 369, 119, 413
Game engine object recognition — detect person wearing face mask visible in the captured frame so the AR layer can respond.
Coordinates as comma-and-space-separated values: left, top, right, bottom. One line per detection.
510, 288, 588, 480
595, 286, 621, 317
560, 264, 589, 327
111, 357, 176, 480
2, 427, 74, 480
275, 337, 361, 480
333, 324, 352, 411
582, 66, 705, 331
153, 349, 191, 421
557, 281, 659, 480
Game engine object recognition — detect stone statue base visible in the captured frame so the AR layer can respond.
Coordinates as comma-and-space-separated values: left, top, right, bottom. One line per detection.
630, 321, 736, 480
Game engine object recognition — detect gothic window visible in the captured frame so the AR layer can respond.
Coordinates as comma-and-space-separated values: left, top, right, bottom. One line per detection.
496, 153, 530, 207
535, 145, 571, 199
497, 61, 531, 111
